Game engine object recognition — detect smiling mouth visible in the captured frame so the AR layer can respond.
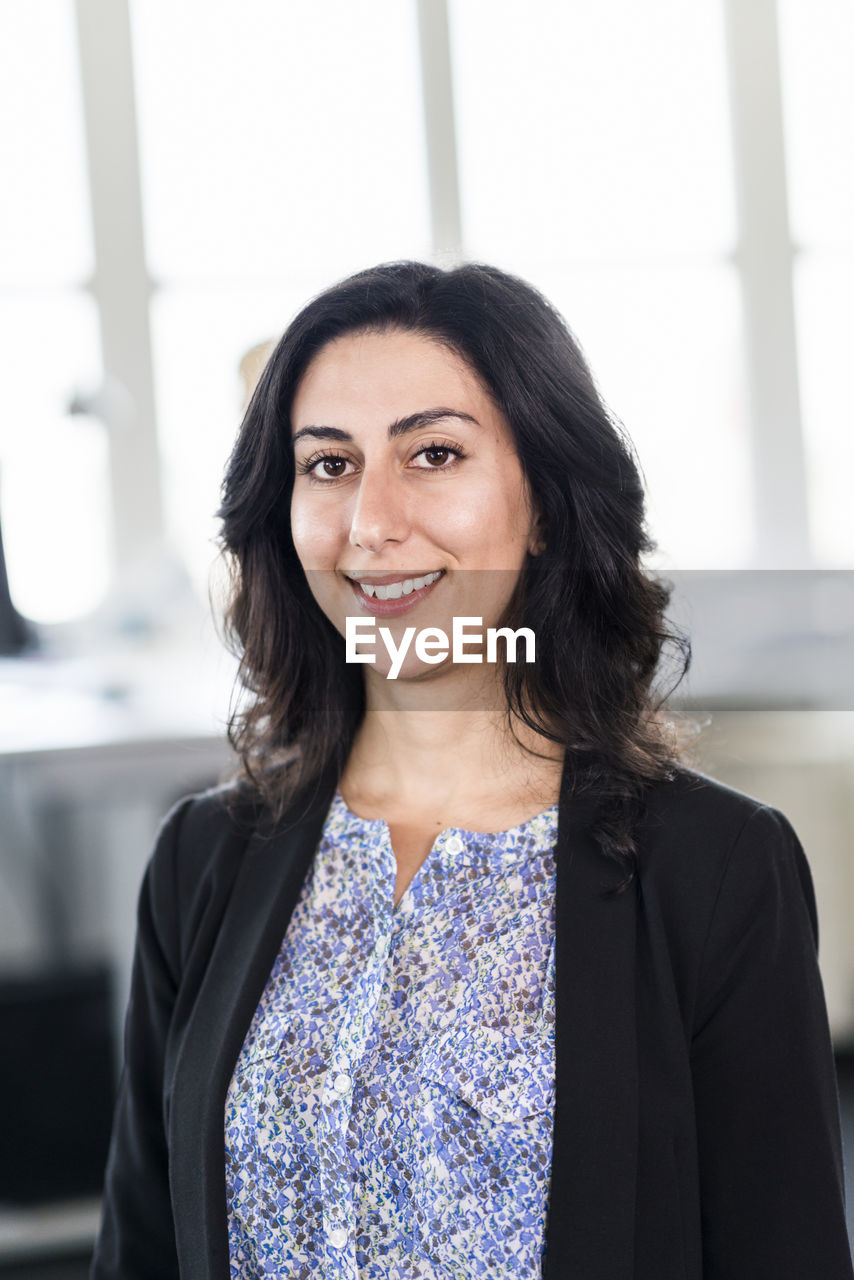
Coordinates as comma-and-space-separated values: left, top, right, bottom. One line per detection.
343, 570, 445, 601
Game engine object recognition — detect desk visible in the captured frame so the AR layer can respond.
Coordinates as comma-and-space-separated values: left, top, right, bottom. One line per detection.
0, 1196, 102, 1265
0, 646, 235, 1022
0, 646, 234, 1264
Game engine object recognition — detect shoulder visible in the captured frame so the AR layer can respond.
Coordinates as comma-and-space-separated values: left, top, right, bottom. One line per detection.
639, 763, 803, 860
142, 779, 269, 970
151, 779, 263, 876
641, 763, 770, 839
634, 764, 816, 943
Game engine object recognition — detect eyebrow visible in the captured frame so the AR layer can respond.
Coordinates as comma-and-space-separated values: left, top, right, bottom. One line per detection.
291, 407, 480, 446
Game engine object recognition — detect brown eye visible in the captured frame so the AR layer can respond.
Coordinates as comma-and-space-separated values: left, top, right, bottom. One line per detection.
296, 451, 352, 481
320, 458, 346, 477
410, 441, 466, 469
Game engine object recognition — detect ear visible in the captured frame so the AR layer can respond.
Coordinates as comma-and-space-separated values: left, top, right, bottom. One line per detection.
527, 508, 547, 556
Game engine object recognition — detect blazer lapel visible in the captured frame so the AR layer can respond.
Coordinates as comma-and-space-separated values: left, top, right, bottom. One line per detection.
543, 767, 639, 1279
170, 763, 340, 1279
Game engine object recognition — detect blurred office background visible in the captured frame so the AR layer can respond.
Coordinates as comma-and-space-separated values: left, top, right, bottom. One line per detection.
0, 0, 852, 1273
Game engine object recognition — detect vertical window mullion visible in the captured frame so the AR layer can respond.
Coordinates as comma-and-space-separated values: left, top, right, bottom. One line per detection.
722, 0, 811, 567
73, 0, 163, 574
416, 0, 464, 263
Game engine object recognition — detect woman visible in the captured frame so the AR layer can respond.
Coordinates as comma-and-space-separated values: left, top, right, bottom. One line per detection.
92, 262, 853, 1279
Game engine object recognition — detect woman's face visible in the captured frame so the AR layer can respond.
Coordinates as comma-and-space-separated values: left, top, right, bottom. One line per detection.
289, 327, 543, 682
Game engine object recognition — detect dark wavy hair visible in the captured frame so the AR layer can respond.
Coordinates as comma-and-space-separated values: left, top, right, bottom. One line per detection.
217, 261, 693, 892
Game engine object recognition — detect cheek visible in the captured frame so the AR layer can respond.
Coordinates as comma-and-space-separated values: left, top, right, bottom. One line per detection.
289, 497, 338, 566
463, 473, 534, 544
301, 568, 342, 630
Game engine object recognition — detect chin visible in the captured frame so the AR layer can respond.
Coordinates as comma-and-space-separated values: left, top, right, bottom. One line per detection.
371, 659, 447, 684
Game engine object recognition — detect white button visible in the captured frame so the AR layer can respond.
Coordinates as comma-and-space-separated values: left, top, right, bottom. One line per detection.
328, 1226, 348, 1249
333, 1072, 352, 1094
444, 835, 464, 855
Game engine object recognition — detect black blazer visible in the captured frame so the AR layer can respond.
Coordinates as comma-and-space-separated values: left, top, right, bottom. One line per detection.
91, 761, 854, 1279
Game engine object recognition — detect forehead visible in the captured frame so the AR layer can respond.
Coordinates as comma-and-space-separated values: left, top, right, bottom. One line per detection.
290, 328, 498, 434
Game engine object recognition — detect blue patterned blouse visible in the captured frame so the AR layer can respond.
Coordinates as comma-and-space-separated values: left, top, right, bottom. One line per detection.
224, 787, 560, 1278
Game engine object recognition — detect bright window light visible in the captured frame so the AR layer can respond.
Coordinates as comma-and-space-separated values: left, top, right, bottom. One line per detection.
778, 0, 854, 249
793, 256, 854, 568
448, 0, 736, 263
0, 294, 109, 624
445, 0, 746, 567
0, 0, 93, 286
778, 1, 854, 566
534, 262, 751, 569
130, 0, 431, 283
148, 285, 326, 595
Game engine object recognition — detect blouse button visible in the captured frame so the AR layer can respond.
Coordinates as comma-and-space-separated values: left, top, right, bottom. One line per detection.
333, 1072, 352, 1094
328, 1226, 348, 1249
444, 834, 464, 855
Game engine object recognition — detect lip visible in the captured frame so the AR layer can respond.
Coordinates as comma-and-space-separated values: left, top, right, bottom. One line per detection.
345, 570, 445, 617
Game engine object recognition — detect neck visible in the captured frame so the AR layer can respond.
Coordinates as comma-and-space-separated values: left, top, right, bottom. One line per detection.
341, 664, 565, 812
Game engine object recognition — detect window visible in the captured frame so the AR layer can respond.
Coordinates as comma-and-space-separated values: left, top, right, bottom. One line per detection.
130, 0, 431, 593
778, 0, 854, 568
0, 1, 108, 623
4, 1, 851, 625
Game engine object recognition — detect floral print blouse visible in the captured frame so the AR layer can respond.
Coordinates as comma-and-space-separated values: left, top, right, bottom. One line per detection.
224, 787, 560, 1278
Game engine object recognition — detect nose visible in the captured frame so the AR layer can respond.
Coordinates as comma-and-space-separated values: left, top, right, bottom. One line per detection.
348, 465, 411, 554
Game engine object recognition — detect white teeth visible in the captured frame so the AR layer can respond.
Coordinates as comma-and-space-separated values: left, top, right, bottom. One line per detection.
354, 570, 443, 601
410, 571, 443, 593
